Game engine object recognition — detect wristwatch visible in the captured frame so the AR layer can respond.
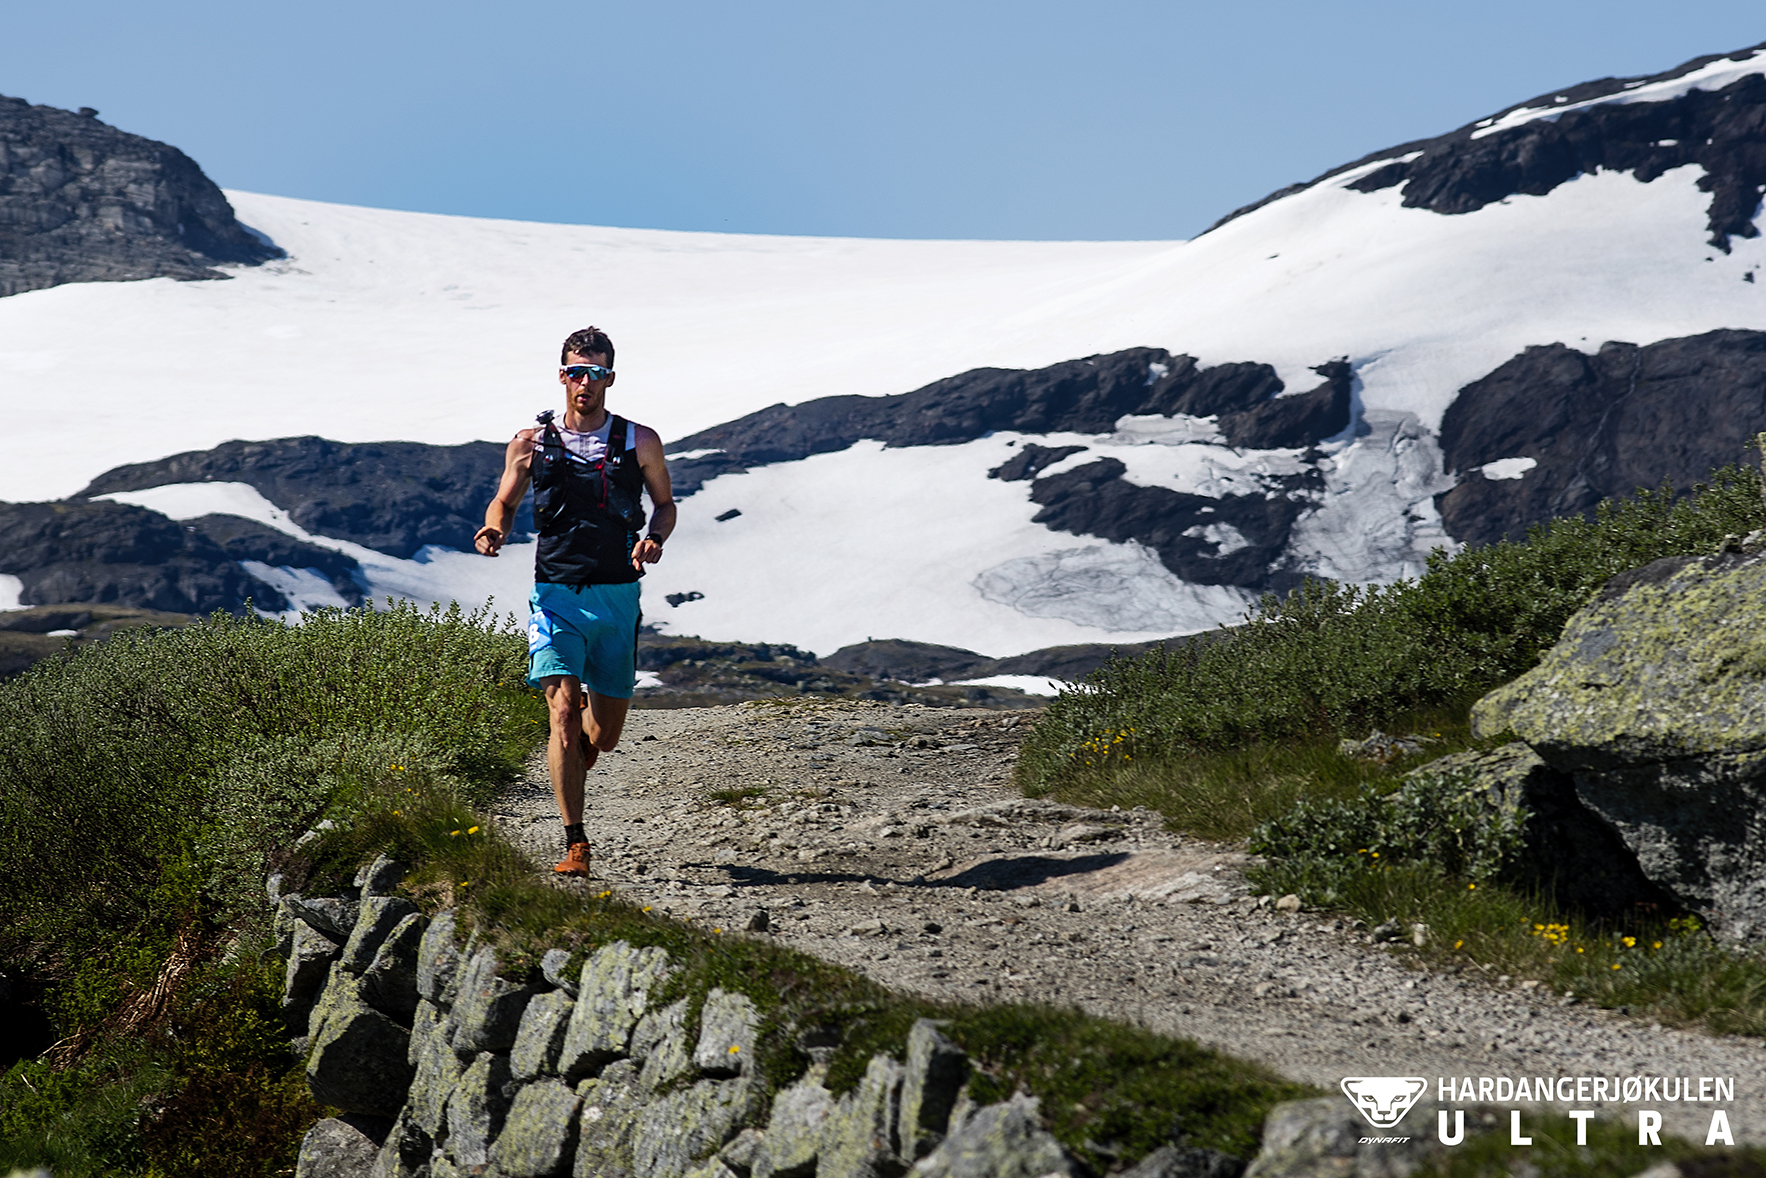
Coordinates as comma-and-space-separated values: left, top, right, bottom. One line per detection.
646, 533, 666, 546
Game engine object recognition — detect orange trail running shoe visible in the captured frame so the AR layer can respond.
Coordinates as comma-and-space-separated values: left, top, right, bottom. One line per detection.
554, 841, 591, 878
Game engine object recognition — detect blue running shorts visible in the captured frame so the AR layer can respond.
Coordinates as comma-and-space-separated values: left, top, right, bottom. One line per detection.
526, 581, 643, 698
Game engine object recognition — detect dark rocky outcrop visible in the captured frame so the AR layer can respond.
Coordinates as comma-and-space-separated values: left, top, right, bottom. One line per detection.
76, 436, 530, 560
1212, 43, 1766, 250
1436, 329, 1766, 546
185, 513, 366, 607
1027, 458, 1320, 588
1473, 543, 1766, 940
0, 94, 280, 298
668, 347, 1341, 497
0, 500, 275, 613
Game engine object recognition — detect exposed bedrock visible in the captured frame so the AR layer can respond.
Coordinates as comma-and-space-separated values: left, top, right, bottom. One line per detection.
1211, 43, 1766, 250
0, 500, 371, 614
0, 93, 280, 298
669, 348, 1349, 498
1027, 458, 1320, 589
1436, 329, 1766, 546
75, 436, 531, 560
1473, 545, 1766, 941
0, 500, 274, 613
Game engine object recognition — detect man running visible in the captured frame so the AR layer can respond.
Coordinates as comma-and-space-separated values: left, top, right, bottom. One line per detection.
474, 326, 675, 877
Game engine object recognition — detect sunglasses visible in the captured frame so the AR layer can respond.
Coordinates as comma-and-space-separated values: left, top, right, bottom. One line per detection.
562, 364, 613, 382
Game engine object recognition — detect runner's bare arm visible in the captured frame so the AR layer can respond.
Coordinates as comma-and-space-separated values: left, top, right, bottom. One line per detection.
630, 425, 675, 570
476, 430, 537, 556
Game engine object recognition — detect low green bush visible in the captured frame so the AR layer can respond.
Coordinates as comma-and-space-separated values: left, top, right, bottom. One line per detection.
1018, 463, 1765, 798
0, 601, 529, 1175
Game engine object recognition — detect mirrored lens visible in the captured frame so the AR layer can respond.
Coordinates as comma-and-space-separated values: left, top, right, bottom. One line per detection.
563, 365, 612, 381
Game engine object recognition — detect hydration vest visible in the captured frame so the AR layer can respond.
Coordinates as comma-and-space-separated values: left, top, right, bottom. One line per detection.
531, 409, 648, 585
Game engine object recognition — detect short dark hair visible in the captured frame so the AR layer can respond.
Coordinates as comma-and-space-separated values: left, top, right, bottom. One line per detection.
561, 326, 614, 367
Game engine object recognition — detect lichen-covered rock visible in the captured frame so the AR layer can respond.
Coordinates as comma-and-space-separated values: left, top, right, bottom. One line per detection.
634, 997, 694, 1091
820, 1055, 905, 1178
418, 909, 464, 1002
283, 920, 342, 1036
575, 1059, 646, 1178
512, 988, 577, 1081
451, 947, 534, 1055
356, 853, 407, 896
682, 1163, 741, 1178
632, 1077, 759, 1178
752, 1077, 834, 1178
1242, 1097, 1443, 1178
693, 988, 759, 1078
1474, 551, 1766, 938
1395, 743, 1672, 917
719, 1127, 765, 1175
361, 912, 425, 1022
343, 896, 421, 973
306, 970, 414, 1117
490, 1078, 582, 1178
542, 948, 579, 996
408, 1008, 466, 1137
295, 1114, 390, 1178
908, 1092, 1080, 1178
368, 1107, 433, 1178
445, 1051, 515, 1168
898, 1020, 968, 1161
286, 894, 361, 942
558, 942, 672, 1080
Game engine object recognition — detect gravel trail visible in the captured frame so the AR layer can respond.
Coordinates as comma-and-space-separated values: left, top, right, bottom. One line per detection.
493, 700, 1765, 1144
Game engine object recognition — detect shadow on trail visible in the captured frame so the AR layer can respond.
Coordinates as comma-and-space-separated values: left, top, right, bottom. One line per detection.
712, 851, 1131, 892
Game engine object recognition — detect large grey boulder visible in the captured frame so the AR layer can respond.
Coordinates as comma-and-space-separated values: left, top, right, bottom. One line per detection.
367, 1107, 431, 1178
306, 968, 415, 1117
492, 1078, 582, 1178
417, 909, 465, 1002
512, 989, 577, 1081
693, 988, 760, 1078
342, 896, 421, 973
908, 1092, 1080, 1177
283, 920, 342, 1036
753, 1077, 834, 1178
1396, 743, 1672, 916
407, 1008, 466, 1138
574, 1059, 647, 1178
558, 941, 673, 1080
451, 947, 534, 1054
632, 1077, 759, 1178
1475, 550, 1766, 939
361, 913, 425, 1022
286, 894, 361, 942
634, 997, 695, 1091
819, 1055, 906, 1178
444, 1051, 516, 1169
296, 1114, 391, 1178
898, 1020, 969, 1161
1242, 1097, 1444, 1178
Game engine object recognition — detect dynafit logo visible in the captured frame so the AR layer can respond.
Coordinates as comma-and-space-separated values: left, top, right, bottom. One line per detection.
1341, 1077, 1429, 1128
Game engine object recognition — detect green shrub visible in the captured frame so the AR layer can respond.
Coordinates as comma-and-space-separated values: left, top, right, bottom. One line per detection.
0, 601, 528, 1174
1018, 463, 1765, 797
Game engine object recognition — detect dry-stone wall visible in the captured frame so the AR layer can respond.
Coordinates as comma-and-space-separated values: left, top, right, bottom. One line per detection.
275, 854, 1210, 1178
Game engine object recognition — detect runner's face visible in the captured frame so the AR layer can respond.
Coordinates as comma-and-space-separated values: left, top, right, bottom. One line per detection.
560, 350, 615, 417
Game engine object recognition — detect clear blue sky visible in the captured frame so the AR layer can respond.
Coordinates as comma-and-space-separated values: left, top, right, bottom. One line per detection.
5, 1, 1762, 240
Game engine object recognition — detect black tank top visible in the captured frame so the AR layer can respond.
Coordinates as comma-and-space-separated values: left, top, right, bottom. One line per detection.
530, 410, 648, 585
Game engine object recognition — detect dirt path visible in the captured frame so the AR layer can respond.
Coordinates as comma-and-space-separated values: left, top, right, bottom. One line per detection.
492, 700, 1765, 1144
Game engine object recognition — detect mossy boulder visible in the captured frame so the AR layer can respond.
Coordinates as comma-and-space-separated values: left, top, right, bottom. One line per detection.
1474, 549, 1766, 939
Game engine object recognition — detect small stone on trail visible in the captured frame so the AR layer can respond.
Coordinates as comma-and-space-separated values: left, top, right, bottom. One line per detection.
1275, 894, 1302, 913
747, 910, 770, 933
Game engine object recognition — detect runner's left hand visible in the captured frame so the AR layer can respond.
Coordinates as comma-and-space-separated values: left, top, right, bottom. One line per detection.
631, 537, 663, 571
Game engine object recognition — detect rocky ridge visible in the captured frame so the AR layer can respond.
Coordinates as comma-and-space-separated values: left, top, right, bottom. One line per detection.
0, 93, 279, 297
